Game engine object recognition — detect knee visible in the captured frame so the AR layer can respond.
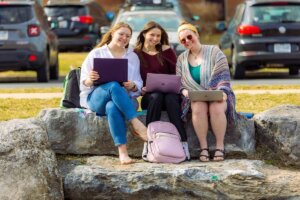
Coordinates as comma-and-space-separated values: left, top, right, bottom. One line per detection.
108, 81, 122, 92
165, 93, 179, 104
150, 92, 164, 102
209, 102, 225, 116
105, 101, 118, 114
191, 102, 208, 116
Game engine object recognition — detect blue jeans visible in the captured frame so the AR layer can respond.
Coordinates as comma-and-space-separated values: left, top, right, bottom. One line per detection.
87, 82, 137, 146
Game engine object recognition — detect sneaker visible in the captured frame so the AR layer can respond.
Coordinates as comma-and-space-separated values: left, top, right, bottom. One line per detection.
182, 141, 191, 161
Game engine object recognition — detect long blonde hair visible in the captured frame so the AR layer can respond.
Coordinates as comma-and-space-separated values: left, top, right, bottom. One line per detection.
95, 22, 132, 48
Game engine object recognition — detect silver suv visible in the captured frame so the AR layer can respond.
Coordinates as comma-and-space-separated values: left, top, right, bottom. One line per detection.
0, 0, 59, 82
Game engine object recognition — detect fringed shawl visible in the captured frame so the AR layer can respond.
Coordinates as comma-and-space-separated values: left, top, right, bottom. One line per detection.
176, 45, 236, 124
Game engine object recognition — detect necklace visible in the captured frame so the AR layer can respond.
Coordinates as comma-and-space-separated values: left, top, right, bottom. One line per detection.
143, 46, 158, 55
190, 46, 202, 59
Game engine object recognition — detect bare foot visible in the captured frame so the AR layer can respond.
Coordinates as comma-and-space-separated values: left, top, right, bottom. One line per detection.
120, 156, 134, 164
131, 118, 147, 141
118, 144, 134, 165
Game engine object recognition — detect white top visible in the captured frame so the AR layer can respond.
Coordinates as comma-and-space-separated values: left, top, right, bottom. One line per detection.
79, 44, 143, 109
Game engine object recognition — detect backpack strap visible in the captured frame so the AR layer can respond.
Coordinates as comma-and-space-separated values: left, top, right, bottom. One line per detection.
76, 67, 81, 89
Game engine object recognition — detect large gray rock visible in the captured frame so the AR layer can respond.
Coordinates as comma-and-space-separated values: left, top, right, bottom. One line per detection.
0, 118, 64, 200
59, 156, 300, 200
38, 108, 255, 158
254, 104, 300, 167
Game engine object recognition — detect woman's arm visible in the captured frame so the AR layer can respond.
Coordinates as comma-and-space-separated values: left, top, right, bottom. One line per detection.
163, 47, 177, 74
128, 53, 143, 96
176, 54, 188, 97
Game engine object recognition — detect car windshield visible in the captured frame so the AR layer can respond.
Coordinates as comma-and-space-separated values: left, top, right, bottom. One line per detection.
250, 5, 300, 23
0, 5, 32, 24
119, 13, 180, 32
44, 5, 86, 18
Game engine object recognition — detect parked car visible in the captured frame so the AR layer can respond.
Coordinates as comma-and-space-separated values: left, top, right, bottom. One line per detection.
44, 0, 111, 51
219, 0, 300, 79
0, 0, 59, 82
105, 9, 185, 55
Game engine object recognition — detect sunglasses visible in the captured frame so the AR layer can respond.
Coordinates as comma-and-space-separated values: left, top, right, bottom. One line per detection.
180, 34, 193, 44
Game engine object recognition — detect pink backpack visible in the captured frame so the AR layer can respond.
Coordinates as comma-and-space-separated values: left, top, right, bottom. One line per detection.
143, 121, 186, 164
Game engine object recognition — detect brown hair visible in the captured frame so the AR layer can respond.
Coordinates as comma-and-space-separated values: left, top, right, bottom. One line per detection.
95, 22, 132, 48
134, 21, 169, 67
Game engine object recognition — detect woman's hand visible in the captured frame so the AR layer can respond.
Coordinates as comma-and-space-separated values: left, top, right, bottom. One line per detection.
141, 87, 147, 95
220, 92, 227, 102
182, 89, 189, 98
123, 80, 137, 92
84, 70, 99, 87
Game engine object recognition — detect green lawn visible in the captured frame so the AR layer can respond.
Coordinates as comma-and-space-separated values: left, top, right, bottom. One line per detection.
0, 93, 299, 121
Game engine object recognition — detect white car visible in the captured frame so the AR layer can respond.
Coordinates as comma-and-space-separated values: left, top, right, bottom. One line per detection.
110, 10, 185, 55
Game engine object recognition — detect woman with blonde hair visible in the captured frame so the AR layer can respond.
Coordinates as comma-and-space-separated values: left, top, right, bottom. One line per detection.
135, 21, 190, 160
176, 22, 236, 162
80, 22, 147, 164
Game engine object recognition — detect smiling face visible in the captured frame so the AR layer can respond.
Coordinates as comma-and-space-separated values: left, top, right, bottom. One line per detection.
111, 27, 132, 48
143, 27, 162, 48
178, 29, 199, 50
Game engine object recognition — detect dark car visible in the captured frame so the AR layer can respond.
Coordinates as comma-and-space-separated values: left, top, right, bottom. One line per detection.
44, 0, 111, 51
219, 0, 300, 79
0, 0, 59, 82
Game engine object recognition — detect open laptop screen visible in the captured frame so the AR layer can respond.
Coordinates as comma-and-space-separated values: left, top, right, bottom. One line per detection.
93, 58, 128, 85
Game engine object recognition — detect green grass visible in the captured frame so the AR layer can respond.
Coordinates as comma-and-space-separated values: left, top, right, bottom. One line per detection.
0, 93, 299, 121
0, 85, 299, 94
0, 88, 63, 93
59, 52, 87, 76
0, 98, 60, 121
232, 85, 300, 90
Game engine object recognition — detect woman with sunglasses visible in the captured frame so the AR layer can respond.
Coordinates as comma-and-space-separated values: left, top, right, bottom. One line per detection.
176, 22, 236, 162
80, 22, 147, 165
134, 21, 190, 160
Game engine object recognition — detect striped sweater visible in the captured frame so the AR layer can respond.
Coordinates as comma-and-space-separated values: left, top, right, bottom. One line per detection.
176, 45, 236, 124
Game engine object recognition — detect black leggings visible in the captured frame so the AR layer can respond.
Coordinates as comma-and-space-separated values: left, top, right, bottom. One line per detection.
141, 92, 187, 141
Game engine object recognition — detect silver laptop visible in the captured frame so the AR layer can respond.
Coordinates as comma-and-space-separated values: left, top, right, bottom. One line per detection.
189, 90, 223, 102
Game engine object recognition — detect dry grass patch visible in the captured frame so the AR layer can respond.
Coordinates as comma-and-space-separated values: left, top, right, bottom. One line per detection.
0, 93, 299, 121
233, 84, 300, 90
0, 98, 60, 121
0, 87, 63, 93
236, 93, 300, 114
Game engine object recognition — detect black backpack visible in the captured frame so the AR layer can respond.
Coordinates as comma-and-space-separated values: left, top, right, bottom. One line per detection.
60, 67, 81, 108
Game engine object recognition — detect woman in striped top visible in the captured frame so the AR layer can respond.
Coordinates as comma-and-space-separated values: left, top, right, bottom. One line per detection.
176, 22, 236, 162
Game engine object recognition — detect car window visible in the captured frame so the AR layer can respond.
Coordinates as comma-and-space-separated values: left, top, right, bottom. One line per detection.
44, 5, 86, 18
227, 4, 245, 32
250, 5, 300, 23
0, 5, 32, 24
119, 13, 180, 32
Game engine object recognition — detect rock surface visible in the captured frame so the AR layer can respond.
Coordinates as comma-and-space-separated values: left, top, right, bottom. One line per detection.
59, 156, 300, 200
0, 118, 64, 200
38, 108, 255, 158
254, 105, 300, 167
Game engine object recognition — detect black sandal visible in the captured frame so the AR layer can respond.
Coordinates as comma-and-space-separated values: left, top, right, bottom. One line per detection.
199, 148, 210, 162
213, 149, 225, 161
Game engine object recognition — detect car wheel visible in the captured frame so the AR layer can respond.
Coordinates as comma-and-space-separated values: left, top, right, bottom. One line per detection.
231, 49, 245, 79
50, 53, 59, 80
37, 55, 50, 82
289, 66, 299, 76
